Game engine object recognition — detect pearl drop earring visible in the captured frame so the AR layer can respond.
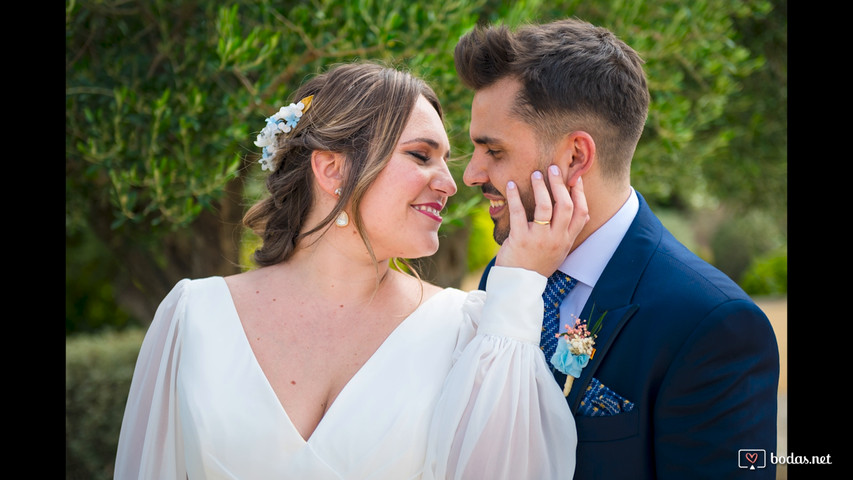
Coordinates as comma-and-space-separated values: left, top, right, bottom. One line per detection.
335, 211, 349, 227
333, 187, 348, 227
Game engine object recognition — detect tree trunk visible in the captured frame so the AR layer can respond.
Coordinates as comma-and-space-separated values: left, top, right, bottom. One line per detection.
99, 176, 245, 326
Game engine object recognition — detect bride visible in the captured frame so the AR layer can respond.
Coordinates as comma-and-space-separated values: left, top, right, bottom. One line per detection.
114, 61, 586, 480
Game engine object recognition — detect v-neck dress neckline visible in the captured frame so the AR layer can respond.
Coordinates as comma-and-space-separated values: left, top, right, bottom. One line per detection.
176, 277, 467, 479
223, 277, 454, 443
114, 267, 579, 480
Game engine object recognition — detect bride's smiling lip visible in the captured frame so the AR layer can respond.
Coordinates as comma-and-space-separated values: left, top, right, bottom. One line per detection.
411, 202, 444, 222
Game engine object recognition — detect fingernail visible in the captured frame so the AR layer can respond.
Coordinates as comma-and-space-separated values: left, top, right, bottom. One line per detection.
507, 181, 516, 190
532, 171, 543, 180
549, 165, 560, 175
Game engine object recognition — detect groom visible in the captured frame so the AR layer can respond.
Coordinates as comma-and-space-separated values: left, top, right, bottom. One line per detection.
455, 19, 779, 478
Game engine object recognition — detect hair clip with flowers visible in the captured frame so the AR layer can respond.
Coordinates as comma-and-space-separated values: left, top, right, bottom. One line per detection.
254, 95, 314, 171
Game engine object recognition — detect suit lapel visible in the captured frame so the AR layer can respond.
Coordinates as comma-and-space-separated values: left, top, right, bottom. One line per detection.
564, 193, 663, 412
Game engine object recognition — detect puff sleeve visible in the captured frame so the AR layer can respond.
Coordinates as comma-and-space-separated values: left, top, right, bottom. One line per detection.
113, 280, 190, 480
423, 266, 577, 479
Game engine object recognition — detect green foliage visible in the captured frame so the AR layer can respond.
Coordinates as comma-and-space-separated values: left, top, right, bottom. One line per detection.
66, 1, 242, 234
66, 0, 488, 332
740, 247, 787, 296
709, 209, 785, 285
66, 0, 485, 237
66, 0, 785, 234
67, 0, 787, 333
66, 329, 145, 480
66, 223, 138, 335
705, 0, 786, 228
466, 203, 501, 272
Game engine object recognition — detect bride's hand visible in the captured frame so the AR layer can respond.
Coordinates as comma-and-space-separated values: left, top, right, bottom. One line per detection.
495, 165, 588, 277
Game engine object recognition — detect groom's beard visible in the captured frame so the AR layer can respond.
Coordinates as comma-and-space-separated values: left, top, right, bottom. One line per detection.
493, 219, 510, 245
483, 183, 537, 245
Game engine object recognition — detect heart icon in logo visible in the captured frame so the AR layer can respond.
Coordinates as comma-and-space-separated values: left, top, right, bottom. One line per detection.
745, 452, 758, 464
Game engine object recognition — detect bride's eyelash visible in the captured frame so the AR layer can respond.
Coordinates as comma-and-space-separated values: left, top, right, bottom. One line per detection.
409, 152, 430, 162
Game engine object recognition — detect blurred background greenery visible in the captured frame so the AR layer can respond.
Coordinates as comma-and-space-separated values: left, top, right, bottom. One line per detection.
66, 1, 785, 477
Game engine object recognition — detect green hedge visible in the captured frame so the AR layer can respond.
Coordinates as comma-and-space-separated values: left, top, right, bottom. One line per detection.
709, 210, 785, 285
740, 247, 788, 296
66, 329, 144, 480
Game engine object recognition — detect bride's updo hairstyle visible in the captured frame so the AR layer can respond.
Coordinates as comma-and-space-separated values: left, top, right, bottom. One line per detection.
243, 62, 444, 267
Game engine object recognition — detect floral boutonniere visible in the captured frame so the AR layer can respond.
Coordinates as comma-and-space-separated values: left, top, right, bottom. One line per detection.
550, 307, 606, 396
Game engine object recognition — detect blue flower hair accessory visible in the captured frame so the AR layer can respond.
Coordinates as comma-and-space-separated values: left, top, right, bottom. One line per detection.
254, 95, 314, 171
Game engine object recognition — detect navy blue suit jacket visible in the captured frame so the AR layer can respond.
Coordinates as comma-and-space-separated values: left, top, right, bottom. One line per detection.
479, 193, 779, 479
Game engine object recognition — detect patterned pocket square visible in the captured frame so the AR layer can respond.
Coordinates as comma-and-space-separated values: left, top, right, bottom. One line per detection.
578, 377, 635, 417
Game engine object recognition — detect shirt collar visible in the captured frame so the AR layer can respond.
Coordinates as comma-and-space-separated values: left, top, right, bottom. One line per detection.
556, 187, 638, 288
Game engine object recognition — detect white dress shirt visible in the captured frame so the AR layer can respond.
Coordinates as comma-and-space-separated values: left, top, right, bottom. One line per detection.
555, 188, 639, 331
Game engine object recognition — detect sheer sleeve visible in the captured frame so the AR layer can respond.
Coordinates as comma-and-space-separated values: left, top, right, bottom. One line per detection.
114, 279, 189, 480
423, 266, 577, 480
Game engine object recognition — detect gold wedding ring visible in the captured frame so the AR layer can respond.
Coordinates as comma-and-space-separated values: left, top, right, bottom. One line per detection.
533, 219, 551, 225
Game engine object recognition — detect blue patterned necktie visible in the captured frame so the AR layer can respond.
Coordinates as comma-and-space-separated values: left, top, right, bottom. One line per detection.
541, 271, 578, 360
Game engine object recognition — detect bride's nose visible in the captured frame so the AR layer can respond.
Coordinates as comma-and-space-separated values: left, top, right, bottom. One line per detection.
432, 163, 458, 197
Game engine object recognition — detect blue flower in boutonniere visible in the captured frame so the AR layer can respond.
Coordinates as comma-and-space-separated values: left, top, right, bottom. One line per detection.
550, 307, 606, 396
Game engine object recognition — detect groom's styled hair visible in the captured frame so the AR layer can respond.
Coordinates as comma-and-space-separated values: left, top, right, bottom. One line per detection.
454, 18, 650, 181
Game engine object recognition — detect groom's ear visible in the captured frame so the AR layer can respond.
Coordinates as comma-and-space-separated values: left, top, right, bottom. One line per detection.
556, 131, 595, 187
310, 150, 347, 196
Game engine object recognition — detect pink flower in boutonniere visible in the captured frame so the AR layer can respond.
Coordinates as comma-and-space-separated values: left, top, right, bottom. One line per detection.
550, 308, 606, 396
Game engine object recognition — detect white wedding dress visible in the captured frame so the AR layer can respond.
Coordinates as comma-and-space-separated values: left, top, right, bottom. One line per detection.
113, 266, 577, 479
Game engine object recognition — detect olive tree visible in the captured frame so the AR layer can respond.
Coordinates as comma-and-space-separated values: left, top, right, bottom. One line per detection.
67, 0, 485, 329
66, 0, 785, 331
